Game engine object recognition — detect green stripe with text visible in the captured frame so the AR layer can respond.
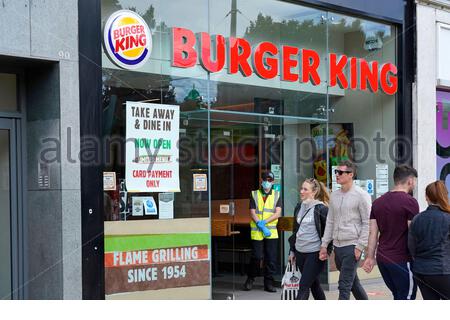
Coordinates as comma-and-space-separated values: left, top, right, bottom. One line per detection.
104, 233, 210, 252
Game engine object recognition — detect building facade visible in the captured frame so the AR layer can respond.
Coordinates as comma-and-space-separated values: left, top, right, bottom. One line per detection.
84, 0, 417, 299
0, 0, 425, 300
415, 0, 450, 210
0, 1, 82, 299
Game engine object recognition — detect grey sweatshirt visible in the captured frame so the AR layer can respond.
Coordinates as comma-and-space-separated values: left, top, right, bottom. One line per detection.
321, 185, 371, 251
295, 199, 323, 253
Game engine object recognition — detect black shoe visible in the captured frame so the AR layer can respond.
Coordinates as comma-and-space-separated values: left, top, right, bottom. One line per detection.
264, 280, 277, 293
243, 278, 254, 291
264, 285, 277, 293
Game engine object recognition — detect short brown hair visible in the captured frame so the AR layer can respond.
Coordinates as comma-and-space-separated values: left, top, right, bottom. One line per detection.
393, 165, 417, 185
339, 160, 357, 178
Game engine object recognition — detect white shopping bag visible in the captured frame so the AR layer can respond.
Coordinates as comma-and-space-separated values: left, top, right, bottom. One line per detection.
281, 261, 301, 300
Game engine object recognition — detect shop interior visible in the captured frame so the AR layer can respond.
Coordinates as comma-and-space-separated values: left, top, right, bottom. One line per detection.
102, 60, 395, 297
101, 0, 397, 299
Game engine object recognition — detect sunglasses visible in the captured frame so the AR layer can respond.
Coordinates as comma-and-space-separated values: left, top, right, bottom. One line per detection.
334, 169, 352, 175
263, 177, 274, 182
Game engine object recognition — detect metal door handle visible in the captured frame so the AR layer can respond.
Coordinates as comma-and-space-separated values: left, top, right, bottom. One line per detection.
229, 201, 235, 216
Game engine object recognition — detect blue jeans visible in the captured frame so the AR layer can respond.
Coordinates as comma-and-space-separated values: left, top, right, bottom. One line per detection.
378, 261, 417, 300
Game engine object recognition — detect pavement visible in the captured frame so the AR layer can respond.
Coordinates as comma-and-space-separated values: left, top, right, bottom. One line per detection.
212, 274, 423, 300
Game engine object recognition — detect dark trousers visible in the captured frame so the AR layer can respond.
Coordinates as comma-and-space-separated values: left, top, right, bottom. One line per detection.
334, 245, 368, 300
294, 251, 326, 300
378, 261, 417, 300
415, 273, 450, 300
248, 238, 278, 283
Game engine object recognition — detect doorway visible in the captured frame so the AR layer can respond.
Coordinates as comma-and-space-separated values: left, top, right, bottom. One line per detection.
0, 118, 22, 300
210, 112, 284, 299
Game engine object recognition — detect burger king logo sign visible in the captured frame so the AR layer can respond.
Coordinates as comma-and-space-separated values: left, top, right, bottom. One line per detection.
104, 10, 152, 69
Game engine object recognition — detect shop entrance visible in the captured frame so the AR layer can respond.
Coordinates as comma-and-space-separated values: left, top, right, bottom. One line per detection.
0, 118, 21, 300
210, 112, 284, 299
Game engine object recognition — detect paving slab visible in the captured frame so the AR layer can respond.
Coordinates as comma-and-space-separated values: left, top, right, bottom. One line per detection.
212, 275, 423, 300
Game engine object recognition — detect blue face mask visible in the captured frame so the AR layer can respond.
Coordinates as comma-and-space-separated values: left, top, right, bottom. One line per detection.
261, 181, 273, 190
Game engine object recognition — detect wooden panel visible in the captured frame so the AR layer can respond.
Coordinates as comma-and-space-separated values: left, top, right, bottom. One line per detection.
211, 199, 295, 233
211, 199, 251, 225
211, 219, 229, 237
211, 219, 240, 237
277, 217, 294, 232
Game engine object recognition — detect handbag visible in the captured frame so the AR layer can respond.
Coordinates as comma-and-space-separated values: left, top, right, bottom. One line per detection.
281, 261, 301, 300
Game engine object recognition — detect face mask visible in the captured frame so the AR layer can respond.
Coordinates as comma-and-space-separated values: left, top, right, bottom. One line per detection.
261, 181, 272, 190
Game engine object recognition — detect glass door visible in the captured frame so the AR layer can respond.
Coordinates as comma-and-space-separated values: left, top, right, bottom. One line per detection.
0, 118, 18, 300
209, 112, 284, 299
210, 123, 238, 299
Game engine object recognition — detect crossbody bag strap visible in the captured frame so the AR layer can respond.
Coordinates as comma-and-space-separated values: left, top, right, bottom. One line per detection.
297, 207, 313, 227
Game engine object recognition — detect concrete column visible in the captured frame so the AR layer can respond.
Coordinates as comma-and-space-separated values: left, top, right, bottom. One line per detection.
59, 59, 82, 300
414, 4, 437, 210
24, 0, 82, 299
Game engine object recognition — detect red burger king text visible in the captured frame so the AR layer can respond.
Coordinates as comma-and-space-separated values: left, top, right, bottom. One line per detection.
113, 24, 147, 53
171, 27, 398, 95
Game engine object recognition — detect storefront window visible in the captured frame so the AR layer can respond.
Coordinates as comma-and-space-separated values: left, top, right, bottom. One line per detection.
102, 0, 210, 222
437, 90, 450, 192
207, 0, 328, 120
101, 0, 399, 299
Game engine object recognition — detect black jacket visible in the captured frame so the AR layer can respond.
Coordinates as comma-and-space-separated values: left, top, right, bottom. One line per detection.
288, 203, 333, 254
408, 205, 450, 275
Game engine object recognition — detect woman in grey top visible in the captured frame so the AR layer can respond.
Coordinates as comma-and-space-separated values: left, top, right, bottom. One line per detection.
288, 178, 331, 299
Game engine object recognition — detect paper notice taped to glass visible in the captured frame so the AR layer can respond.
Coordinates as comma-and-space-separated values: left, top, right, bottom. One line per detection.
159, 192, 174, 219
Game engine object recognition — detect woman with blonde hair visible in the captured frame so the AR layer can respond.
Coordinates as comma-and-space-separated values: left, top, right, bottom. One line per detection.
288, 178, 332, 299
408, 180, 450, 300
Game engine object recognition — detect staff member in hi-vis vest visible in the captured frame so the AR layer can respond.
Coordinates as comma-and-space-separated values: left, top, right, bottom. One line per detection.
243, 171, 282, 292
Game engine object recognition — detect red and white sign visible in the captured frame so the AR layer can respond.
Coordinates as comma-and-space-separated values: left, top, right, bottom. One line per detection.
170, 27, 398, 95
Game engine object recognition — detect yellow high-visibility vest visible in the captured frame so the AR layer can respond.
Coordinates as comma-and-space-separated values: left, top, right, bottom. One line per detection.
250, 189, 280, 240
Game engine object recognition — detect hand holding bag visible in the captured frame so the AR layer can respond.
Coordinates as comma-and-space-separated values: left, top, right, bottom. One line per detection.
281, 261, 301, 300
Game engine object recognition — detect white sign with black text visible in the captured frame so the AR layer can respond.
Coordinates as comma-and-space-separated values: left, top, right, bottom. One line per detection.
158, 193, 174, 219
126, 102, 180, 193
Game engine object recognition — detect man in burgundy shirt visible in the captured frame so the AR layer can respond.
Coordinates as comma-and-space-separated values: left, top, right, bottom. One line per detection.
363, 165, 419, 299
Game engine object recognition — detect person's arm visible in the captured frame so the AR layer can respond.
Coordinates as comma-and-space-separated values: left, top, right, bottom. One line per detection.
288, 204, 300, 257
321, 202, 334, 248
291, 204, 300, 234
408, 218, 417, 259
249, 196, 260, 223
356, 192, 372, 253
250, 208, 259, 223
318, 204, 329, 231
264, 195, 282, 223
265, 206, 281, 223
363, 219, 379, 273
406, 198, 420, 228
319, 202, 334, 260
366, 219, 379, 259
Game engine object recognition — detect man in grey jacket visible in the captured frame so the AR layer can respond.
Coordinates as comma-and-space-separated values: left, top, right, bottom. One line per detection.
319, 160, 371, 300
